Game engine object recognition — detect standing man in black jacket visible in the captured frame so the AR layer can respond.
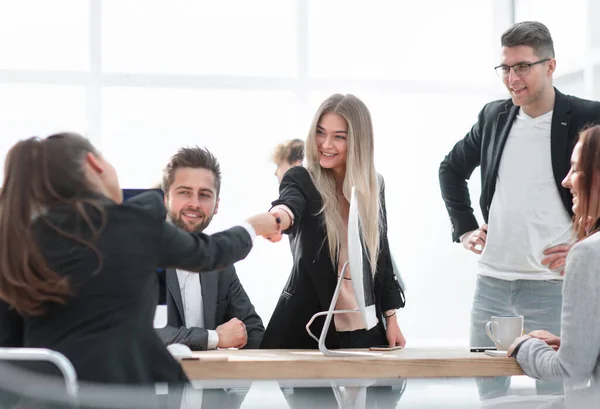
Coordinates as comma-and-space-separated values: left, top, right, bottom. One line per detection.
439, 21, 600, 398
156, 146, 264, 350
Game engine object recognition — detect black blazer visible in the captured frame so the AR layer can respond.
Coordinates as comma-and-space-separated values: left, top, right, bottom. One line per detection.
0, 191, 253, 385
156, 266, 264, 350
439, 88, 600, 242
260, 166, 405, 349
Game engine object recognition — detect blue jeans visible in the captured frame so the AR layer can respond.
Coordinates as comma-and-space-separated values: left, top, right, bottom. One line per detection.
470, 275, 563, 399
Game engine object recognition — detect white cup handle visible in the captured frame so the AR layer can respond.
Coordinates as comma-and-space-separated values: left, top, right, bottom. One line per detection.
485, 321, 498, 345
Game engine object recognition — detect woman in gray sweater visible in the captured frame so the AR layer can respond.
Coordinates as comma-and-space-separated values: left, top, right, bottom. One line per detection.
508, 125, 600, 384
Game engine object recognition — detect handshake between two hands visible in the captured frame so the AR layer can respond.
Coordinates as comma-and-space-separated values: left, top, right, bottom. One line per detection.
245, 211, 284, 242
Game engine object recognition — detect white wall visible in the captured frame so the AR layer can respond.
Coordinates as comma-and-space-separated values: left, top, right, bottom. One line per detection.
3, 0, 593, 347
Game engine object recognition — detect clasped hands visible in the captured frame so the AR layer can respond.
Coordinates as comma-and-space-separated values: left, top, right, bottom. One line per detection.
507, 329, 561, 357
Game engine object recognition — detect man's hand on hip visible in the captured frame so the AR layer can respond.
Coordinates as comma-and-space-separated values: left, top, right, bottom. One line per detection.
542, 243, 571, 276
461, 224, 488, 255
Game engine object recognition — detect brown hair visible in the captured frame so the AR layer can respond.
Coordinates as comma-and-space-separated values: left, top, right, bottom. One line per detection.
573, 125, 600, 241
501, 21, 555, 58
162, 146, 221, 196
272, 139, 304, 165
0, 133, 107, 316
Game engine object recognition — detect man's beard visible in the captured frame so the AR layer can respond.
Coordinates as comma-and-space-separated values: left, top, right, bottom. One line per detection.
169, 211, 213, 233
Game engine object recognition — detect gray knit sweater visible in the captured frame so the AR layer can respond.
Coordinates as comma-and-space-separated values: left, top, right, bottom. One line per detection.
516, 232, 600, 383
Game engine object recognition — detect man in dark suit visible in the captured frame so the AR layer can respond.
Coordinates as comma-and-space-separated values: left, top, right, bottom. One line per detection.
439, 21, 600, 398
156, 146, 264, 350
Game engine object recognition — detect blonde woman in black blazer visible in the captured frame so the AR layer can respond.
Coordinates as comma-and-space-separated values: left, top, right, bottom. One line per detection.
260, 94, 406, 349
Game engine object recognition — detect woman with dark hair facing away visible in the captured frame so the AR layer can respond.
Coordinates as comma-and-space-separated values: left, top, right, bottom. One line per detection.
0, 133, 280, 385
508, 125, 600, 384
260, 94, 406, 349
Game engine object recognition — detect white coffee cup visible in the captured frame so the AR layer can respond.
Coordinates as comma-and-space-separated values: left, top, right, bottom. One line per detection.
485, 315, 524, 351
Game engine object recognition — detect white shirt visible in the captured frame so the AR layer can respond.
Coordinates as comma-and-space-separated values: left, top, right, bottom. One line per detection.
175, 222, 256, 349
176, 269, 219, 349
478, 109, 573, 281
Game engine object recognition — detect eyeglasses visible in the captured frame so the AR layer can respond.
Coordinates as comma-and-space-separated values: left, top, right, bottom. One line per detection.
494, 58, 551, 78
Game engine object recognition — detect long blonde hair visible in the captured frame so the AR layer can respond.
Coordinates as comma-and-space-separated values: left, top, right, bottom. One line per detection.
305, 94, 381, 275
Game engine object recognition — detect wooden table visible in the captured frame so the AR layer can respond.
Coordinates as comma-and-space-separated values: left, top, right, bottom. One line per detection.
181, 348, 523, 380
